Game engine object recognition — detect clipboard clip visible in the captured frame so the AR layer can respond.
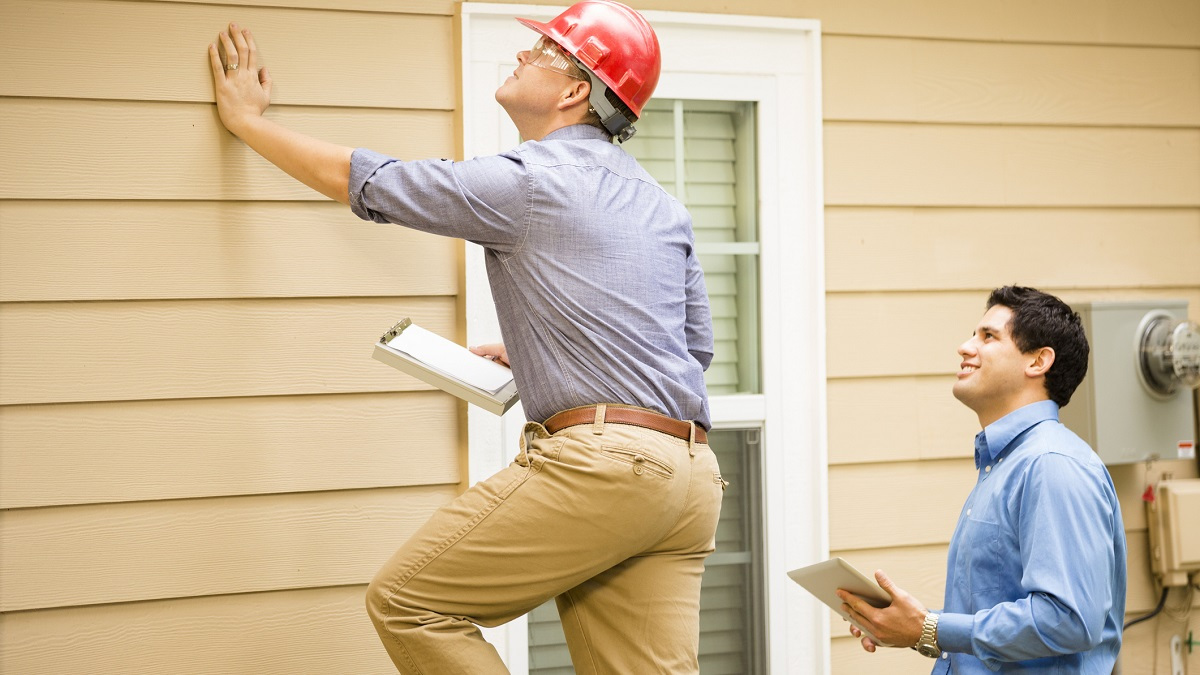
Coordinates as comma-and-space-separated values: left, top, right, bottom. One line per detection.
380, 317, 412, 344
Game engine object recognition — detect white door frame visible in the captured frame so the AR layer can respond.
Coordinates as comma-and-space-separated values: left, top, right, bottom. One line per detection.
459, 5, 829, 672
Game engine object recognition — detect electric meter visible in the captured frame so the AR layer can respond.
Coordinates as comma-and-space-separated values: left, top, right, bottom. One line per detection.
1060, 300, 1197, 465
1136, 311, 1200, 399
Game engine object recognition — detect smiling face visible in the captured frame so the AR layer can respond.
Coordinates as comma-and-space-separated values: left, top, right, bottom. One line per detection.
953, 304, 1050, 427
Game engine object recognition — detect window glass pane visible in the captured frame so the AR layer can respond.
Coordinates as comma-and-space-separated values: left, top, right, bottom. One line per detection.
623, 100, 760, 395
526, 427, 765, 675
700, 428, 766, 674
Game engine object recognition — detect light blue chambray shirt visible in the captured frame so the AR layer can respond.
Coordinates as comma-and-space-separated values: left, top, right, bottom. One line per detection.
348, 124, 713, 428
933, 399, 1126, 673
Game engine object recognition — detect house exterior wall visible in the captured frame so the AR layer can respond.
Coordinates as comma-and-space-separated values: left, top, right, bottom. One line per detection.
1, 0, 1197, 672
472, 1, 1200, 673
0, 0, 465, 671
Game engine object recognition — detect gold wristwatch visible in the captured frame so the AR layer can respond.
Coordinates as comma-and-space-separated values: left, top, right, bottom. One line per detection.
914, 611, 940, 658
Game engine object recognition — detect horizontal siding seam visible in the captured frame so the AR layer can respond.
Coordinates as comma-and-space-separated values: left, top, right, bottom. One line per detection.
0, 581, 372, 618
825, 203, 1200, 209
824, 119, 1200, 131
0, 94, 455, 113
0, 481, 461, 514
821, 31, 1200, 50
0, 294, 456, 306
824, 118, 1200, 131
824, 205, 1200, 212
824, 285, 1200, 297
137, 0, 456, 17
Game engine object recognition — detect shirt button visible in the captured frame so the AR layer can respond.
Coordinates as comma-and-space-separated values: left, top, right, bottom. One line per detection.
966, 508, 972, 516
984, 465, 991, 473
942, 652, 948, 659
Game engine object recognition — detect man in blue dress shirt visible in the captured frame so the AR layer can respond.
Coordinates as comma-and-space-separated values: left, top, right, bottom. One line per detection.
839, 286, 1126, 673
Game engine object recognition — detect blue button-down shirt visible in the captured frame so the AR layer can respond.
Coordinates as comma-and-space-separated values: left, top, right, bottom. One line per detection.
348, 124, 713, 428
933, 400, 1126, 673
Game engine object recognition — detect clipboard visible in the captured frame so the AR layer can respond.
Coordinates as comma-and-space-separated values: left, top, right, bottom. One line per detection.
787, 557, 897, 647
372, 318, 520, 416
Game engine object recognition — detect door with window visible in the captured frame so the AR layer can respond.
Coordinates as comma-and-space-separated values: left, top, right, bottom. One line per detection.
461, 7, 827, 673
526, 98, 767, 674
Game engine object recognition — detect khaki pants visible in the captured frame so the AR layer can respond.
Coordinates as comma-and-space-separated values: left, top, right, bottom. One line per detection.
365, 411, 725, 674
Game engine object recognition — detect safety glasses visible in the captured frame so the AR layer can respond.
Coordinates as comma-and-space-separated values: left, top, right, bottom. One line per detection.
526, 36, 587, 81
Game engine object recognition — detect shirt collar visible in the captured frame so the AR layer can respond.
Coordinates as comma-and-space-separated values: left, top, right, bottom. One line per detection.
974, 399, 1060, 468
541, 124, 612, 143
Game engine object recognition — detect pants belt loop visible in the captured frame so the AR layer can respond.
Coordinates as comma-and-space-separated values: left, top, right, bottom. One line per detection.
521, 422, 536, 466
688, 421, 697, 457
592, 404, 607, 435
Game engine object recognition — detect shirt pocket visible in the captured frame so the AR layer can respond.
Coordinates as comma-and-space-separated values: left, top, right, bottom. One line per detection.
953, 516, 1004, 596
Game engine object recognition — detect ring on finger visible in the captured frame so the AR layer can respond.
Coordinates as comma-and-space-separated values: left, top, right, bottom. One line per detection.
226, 63, 238, 71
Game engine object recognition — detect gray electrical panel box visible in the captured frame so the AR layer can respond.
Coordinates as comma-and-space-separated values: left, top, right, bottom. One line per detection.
1060, 300, 1198, 465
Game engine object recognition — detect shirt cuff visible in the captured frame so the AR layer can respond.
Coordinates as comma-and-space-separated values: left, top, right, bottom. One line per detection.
936, 612, 974, 654
348, 147, 396, 222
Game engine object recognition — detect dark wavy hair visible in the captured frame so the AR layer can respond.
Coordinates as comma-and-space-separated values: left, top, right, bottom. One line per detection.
986, 285, 1089, 408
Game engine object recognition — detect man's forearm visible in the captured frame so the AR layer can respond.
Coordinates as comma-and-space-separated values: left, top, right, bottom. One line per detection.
231, 115, 354, 205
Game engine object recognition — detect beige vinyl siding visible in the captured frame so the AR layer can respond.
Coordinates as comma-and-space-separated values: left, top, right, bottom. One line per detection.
4, 0, 1197, 671
483, 0, 1200, 47
0, 100, 453, 200
0, 0, 455, 107
1, 585, 400, 673
473, 1, 1200, 673
0, 297, 457, 404
0, 485, 455, 612
0, 0, 462, 672
823, 37, 1200, 126
826, 208, 1200, 292
0, 392, 458, 509
813, 3, 1200, 672
0, 202, 459, 302
824, 124, 1200, 207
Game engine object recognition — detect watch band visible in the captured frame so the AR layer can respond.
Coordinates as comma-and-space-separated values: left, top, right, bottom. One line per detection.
915, 611, 940, 658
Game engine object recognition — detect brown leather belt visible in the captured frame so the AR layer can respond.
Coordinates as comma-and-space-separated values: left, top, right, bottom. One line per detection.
543, 405, 707, 444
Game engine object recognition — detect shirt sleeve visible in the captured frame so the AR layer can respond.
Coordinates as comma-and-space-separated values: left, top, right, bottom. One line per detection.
348, 147, 529, 253
683, 242, 714, 371
936, 453, 1120, 667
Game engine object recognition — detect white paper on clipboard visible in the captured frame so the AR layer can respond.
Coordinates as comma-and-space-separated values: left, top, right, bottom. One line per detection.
386, 323, 512, 393
372, 318, 520, 415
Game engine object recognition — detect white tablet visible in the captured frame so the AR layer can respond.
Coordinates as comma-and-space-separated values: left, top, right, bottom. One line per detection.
787, 557, 896, 646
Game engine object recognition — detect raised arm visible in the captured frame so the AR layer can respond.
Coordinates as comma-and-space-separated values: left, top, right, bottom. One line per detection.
208, 23, 353, 204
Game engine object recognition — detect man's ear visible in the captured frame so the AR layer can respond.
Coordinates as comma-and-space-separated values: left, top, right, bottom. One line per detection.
1026, 346, 1056, 378
557, 78, 590, 111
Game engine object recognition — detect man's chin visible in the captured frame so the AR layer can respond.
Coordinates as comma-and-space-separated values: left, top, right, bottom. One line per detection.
495, 88, 515, 114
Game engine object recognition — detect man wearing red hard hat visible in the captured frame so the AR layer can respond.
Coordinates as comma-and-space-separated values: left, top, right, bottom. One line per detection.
208, 2, 721, 673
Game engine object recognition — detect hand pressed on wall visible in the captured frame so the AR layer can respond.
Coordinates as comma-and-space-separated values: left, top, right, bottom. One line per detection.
208, 22, 272, 136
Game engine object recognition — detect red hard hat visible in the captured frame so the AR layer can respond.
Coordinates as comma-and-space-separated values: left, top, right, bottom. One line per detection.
516, 1, 661, 118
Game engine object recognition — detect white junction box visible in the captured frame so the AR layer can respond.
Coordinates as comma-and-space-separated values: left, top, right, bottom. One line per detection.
1146, 479, 1200, 587
1060, 300, 1197, 465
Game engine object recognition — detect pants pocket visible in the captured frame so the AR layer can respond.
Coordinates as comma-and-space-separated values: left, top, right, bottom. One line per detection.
600, 445, 675, 479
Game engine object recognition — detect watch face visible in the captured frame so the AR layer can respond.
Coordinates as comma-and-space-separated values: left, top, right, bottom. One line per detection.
917, 643, 941, 658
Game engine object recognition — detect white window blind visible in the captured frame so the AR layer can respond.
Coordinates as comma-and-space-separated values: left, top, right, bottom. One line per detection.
628, 100, 760, 396
527, 100, 766, 675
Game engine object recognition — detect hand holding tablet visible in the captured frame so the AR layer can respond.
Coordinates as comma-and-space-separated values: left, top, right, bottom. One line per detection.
787, 557, 899, 647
